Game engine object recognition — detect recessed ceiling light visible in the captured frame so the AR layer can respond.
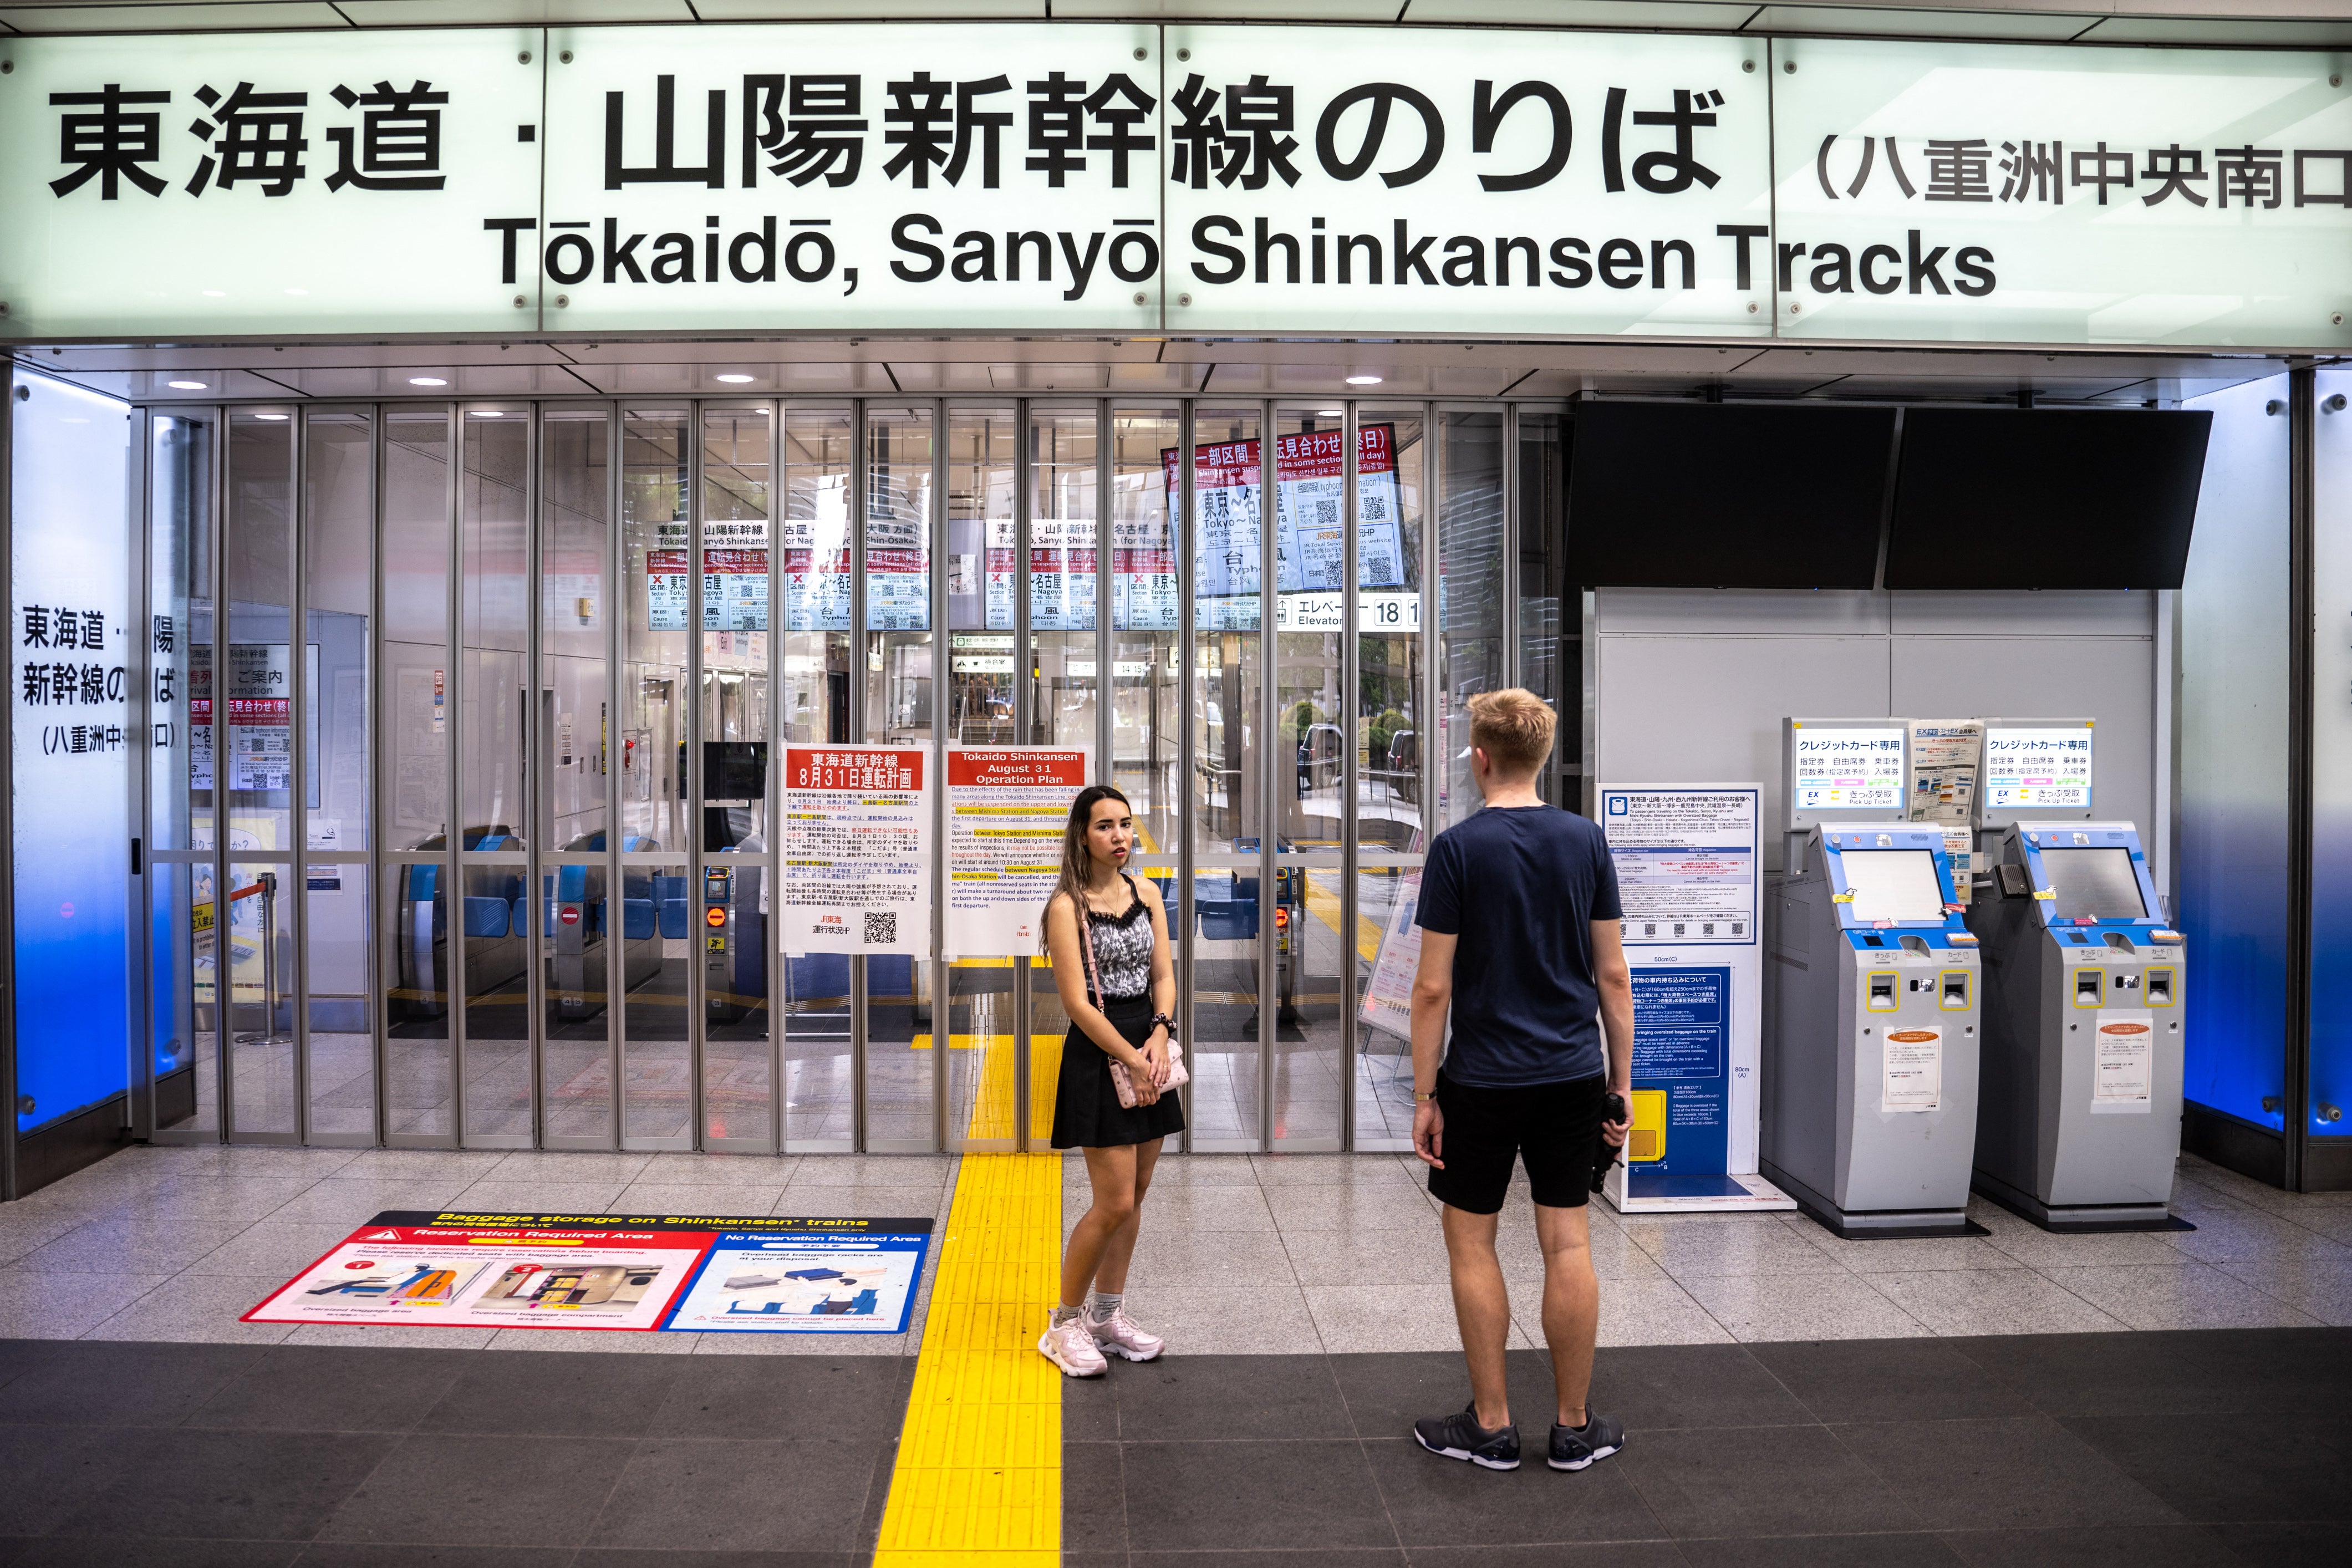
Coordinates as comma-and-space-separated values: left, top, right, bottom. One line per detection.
714, 373, 756, 384
253, 413, 290, 421
1317, 409, 1342, 418
166, 380, 207, 390
409, 376, 449, 388
1345, 375, 1382, 385
474, 410, 503, 418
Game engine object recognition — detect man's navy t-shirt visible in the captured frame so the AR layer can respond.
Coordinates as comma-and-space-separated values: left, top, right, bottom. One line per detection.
1416, 804, 1623, 1087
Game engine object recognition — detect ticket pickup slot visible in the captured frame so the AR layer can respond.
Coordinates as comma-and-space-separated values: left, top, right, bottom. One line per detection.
1939, 971, 1970, 1010
2073, 969, 2104, 1007
1867, 972, 1900, 1011
2145, 966, 2176, 1006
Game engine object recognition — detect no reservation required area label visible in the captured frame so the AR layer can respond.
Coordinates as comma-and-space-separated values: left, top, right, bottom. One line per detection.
244, 1211, 933, 1335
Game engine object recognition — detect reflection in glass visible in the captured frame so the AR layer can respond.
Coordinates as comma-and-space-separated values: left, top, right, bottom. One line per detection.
542, 408, 617, 1143
945, 408, 1016, 747
1439, 412, 1504, 829
864, 406, 933, 1148
943, 409, 1017, 1147
458, 409, 532, 1144
1353, 410, 1428, 1152
1112, 408, 1181, 855
1271, 410, 1343, 1148
305, 410, 375, 1138
619, 408, 693, 1146
703, 404, 772, 1147
1187, 406, 1262, 1149
225, 413, 298, 1137
1029, 406, 1097, 747
1516, 411, 1570, 805
782, 408, 854, 1149
381, 410, 454, 1138
151, 412, 212, 1134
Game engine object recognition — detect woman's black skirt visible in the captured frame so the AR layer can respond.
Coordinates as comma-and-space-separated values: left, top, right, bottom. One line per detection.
1050, 995, 1187, 1150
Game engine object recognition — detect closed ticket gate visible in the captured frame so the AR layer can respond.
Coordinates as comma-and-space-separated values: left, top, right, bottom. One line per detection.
1965, 822, 2189, 1231
1766, 824, 1984, 1238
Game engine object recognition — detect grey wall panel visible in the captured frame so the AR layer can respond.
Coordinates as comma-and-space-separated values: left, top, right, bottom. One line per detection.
1596, 633, 1892, 861
1890, 591, 2157, 638
1595, 588, 1889, 637
1889, 634, 2156, 845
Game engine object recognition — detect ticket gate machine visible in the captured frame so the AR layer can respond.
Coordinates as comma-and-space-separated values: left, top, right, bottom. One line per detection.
1766, 824, 1984, 1238
1964, 822, 2187, 1231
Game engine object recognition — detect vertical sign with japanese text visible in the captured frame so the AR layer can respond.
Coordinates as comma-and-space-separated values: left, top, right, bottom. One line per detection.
9, 371, 133, 1138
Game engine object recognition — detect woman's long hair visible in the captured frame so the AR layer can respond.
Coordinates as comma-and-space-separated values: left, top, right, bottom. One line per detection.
1047, 784, 1132, 934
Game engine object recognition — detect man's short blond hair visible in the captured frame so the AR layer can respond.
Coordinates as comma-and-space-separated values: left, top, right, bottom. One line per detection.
1467, 688, 1556, 775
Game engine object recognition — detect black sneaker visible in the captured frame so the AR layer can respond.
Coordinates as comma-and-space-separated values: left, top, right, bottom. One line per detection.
1412, 1403, 1521, 1471
1549, 1412, 1625, 1471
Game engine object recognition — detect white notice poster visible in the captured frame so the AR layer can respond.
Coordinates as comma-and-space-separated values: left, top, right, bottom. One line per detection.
1883, 1026, 1943, 1112
1601, 787, 1760, 946
1790, 727, 1906, 813
1983, 726, 2094, 811
2091, 1011, 2156, 1114
946, 747, 1090, 956
778, 745, 930, 956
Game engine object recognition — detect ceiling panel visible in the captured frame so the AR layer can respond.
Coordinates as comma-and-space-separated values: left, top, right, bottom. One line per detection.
0, 2, 346, 31
1747, 4, 2099, 38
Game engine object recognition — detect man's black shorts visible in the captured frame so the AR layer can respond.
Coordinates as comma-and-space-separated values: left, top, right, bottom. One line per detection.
1427, 1071, 1607, 1214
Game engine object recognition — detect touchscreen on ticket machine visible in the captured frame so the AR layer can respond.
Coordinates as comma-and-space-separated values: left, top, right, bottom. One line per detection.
1964, 822, 2188, 1231
1766, 824, 1984, 1239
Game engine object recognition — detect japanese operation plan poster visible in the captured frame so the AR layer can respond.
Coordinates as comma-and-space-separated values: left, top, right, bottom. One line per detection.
779, 745, 930, 956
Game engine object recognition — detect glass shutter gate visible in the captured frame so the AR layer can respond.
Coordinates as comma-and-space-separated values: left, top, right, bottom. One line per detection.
129, 393, 1545, 1153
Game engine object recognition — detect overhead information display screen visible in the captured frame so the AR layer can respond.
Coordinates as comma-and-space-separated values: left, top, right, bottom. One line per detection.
2040, 847, 2147, 922
1840, 850, 1947, 923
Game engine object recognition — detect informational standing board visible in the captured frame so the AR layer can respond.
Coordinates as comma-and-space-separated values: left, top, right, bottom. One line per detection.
1599, 784, 1793, 1215
778, 745, 931, 956
245, 1212, 933, 1335
945, 746, 1090, 956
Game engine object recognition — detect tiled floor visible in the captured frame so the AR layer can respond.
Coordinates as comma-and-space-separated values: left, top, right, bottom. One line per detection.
1062, 1331, 2352, 1566
0, 1146, 956, 1352
0, 1142, 2346, 1566
1063, 1150, 2352, 1352
0, 1336, 911, 1566
0, 1144, 2345, 1350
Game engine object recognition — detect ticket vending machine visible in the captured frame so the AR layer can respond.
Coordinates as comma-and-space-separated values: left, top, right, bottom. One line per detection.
1965, 822, 2188, 1230
1765, 824, 1984, 1237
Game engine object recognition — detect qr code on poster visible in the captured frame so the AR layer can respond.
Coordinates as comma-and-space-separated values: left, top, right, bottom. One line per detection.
863, 911, 896, 947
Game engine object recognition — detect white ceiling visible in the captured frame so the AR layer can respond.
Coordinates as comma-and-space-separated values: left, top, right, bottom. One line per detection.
2, 0, 2349, 46
9, 332, 2300, 405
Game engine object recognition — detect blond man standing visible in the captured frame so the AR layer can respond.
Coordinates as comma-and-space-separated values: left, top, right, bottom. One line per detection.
1408, 689, 1635, 1473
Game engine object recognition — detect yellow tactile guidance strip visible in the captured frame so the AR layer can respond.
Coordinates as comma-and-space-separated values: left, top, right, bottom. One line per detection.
872, 1150, 1063, 1567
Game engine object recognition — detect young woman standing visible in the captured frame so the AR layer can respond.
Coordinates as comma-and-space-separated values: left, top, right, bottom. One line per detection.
1036, 783, 1184, 1378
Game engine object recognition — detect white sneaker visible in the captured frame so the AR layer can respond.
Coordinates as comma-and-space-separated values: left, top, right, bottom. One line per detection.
1087, 1305, 1164, 1362
1038, 1316, 1108, 1377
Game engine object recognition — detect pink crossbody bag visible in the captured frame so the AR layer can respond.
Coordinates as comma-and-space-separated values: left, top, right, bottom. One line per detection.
1077, 889, 1188, 1109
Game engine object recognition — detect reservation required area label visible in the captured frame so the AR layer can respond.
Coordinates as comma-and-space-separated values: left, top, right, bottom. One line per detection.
779, 744, 930, 955
1601, 786, 1760, 945
245, 1212, 933, 1334
945, 746, 1089, 956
